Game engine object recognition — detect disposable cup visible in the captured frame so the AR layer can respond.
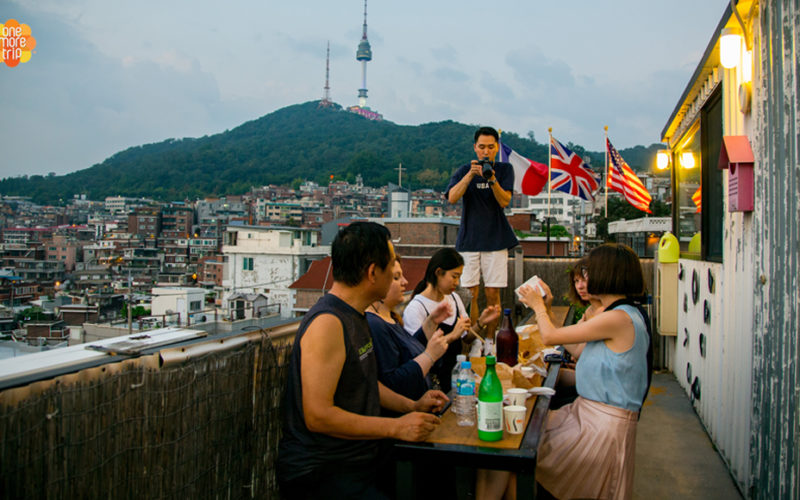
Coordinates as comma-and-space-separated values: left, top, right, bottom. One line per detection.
506, 388, 528, 406
503, 405, 526, 434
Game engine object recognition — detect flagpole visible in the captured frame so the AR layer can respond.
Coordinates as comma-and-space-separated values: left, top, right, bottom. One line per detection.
604, 125, 609, 218
547, 127, 552, 222
498, 128, 502, 159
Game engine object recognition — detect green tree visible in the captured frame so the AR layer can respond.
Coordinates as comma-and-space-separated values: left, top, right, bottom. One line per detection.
592, 196, 671, 240
17, 306, 49, 323
120, 304, 151, 319
538, 224, 570, 237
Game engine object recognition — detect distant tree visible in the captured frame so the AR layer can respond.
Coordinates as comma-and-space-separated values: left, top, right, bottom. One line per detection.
416, 168, 447, 187
120, 304, 151, 319
17, 306, 50, 323
538, 224, 570, 238
592, 196, 671, 240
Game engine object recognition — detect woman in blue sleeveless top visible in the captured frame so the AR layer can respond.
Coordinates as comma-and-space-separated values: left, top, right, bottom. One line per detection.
479, 243, 651, 500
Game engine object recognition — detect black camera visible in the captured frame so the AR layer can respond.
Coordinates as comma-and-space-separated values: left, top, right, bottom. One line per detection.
477, 158, 494, 179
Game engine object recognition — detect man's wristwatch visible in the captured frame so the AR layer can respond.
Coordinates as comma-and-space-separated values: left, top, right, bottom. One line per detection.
487, 179, 496, 186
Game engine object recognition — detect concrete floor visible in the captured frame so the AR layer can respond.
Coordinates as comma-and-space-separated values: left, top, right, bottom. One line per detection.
634, 372, 742, 499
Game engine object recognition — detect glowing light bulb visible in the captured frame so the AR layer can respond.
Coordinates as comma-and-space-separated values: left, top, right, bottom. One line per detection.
656, 150, 671, 170
680, 152, 696, 169
720, 27, 742, 69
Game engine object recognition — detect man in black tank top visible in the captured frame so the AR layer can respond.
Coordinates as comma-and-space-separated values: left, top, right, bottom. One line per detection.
278, 222, 449, 499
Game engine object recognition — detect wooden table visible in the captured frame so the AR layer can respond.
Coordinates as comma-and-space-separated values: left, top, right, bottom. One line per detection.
393, 358, 561, 500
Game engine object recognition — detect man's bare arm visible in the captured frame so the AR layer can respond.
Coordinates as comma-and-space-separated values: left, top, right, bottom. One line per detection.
447, 163, 480, 204
300, 314, 439, 441
490, 180, 512, 208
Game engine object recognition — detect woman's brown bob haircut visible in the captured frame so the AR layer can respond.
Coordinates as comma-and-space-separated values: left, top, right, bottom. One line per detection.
585, 243, 644, 297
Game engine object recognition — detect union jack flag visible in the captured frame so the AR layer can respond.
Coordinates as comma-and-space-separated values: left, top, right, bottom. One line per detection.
549, 136, 600, 201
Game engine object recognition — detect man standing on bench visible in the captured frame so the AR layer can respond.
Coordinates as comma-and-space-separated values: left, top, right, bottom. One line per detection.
446, 126, 519, 340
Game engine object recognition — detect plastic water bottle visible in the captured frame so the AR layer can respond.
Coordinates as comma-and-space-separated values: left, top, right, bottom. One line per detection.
455, 361, 476, 427
451, 354, 467, 395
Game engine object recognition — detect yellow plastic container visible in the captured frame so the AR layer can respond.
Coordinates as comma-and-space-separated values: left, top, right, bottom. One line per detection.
688, 232, 702, 254
658, 232, 679, 263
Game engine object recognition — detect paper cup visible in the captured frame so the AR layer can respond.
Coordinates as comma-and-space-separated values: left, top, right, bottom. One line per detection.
503, 405, 526, 434
506, 388, 528, 406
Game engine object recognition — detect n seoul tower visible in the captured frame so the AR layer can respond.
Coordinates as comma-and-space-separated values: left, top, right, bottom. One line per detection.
356, 0, 372, 108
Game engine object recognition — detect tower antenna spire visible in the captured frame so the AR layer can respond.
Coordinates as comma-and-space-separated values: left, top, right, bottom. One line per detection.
362, 0, 368, 38
319, 41, 332, 108
355, 0, 372, 108
347, 0, 382, 120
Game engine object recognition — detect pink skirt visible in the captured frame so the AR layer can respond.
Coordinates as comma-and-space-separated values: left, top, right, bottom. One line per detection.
536, 397, 638, 500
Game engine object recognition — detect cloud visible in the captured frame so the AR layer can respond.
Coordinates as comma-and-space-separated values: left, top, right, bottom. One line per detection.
480, 75, 516, 103
431, 67, 469, 83
0, 4, 255, 178
430, 45, 458, 62
506, 47, 576, 91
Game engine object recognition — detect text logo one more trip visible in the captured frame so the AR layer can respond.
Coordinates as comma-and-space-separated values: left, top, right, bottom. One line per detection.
1, 19, 36, 68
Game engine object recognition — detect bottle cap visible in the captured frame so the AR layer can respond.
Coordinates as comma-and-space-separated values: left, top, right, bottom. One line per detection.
456, 354, 467, 362
485, 355, 496, 365
504, 308, 511, 314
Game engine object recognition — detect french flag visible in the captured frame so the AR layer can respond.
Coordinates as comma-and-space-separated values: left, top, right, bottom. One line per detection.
500, 142, 548, 196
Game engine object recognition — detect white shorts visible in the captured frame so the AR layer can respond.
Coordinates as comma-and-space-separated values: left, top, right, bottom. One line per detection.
460, 250, 508, 288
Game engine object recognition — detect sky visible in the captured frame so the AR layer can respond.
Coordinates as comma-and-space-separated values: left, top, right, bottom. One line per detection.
0, 0, 730, 179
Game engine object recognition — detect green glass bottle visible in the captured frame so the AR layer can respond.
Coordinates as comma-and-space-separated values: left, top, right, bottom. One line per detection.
477, 355, 504, 441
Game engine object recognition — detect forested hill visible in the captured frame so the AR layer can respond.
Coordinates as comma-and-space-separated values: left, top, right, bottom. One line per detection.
0, 101, 665, 204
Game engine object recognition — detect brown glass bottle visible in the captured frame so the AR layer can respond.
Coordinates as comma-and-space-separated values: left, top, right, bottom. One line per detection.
495, 308, 519, 366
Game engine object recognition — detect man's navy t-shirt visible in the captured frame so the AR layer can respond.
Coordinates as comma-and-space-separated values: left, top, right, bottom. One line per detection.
445, 161, 519, 252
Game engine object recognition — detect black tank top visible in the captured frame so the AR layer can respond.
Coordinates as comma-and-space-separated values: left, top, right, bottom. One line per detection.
278, 293, 381, 480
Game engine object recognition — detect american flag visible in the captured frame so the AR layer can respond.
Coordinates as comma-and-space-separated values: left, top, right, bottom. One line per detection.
606, 138, 653, 213
691, 186, 701, 213
549, 136, 600, 201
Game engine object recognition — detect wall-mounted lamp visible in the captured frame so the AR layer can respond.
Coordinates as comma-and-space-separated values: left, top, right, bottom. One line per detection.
656, 150, 671, 170
720, 27, 742, 69
680, 152, 696, 169
742, 49, 752, 83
